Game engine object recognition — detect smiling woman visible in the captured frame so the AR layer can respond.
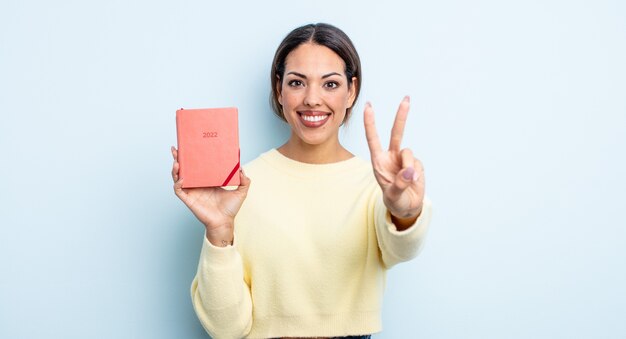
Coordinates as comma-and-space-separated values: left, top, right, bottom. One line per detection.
171, 23, 432, 339
276, 42, 357, 163
270, 23, 361, 123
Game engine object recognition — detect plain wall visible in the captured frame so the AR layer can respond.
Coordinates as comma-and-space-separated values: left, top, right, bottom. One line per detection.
1, 0, 625, 338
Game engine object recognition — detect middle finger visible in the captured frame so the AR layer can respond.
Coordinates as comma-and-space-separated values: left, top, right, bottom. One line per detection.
389, 96, 410, 152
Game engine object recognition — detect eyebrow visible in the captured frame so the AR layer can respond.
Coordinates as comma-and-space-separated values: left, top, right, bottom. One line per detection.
286, 71, 343, 79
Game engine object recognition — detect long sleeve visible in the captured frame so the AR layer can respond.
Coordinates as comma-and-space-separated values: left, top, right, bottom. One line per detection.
190, 236, 253, 339
374, 195, 433, 269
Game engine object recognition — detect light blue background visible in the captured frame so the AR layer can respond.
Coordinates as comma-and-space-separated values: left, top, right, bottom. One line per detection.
1, 0, 625, 338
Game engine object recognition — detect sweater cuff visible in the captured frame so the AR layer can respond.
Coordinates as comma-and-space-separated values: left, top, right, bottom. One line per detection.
375, 196, 432, 265
194, 234, 247, 309
382, 197, 432, 237
199, 234, 240, 270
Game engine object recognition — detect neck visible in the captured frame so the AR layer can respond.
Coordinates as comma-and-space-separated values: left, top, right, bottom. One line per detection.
277, 135, 353, 164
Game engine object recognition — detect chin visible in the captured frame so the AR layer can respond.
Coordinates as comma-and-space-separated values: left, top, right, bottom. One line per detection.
297, 133, 333, 147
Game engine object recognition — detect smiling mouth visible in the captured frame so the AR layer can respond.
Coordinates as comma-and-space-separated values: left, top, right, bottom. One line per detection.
298, 112, 331, 127
301, 114, 328, 122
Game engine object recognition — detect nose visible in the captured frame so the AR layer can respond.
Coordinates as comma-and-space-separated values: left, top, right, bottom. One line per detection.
303, 86, 322, 107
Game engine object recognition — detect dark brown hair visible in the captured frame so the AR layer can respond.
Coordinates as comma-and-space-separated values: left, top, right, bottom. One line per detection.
270, 23, 362, 123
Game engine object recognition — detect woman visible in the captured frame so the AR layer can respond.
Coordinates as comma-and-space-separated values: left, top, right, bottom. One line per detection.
171, 23, 432, 339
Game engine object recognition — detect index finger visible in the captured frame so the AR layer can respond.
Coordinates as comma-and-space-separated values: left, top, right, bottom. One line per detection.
364, 102, 383, 156
171, 146, 178, 161
389, 96, 410, 152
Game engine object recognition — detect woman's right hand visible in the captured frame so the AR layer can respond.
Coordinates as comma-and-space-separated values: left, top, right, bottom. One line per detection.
171, 146, 251, 247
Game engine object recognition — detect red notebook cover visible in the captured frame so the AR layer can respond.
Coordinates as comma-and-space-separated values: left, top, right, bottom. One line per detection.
176, 107, 240, 188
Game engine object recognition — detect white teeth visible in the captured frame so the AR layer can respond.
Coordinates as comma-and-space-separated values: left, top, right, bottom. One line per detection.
302, 115, 328, 122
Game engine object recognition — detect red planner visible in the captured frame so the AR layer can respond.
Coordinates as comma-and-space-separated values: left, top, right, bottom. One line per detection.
176, 107, 240, 188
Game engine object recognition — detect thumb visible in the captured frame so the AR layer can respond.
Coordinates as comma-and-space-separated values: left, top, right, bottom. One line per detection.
236, 168, 251, 195
385, 167, 416, 202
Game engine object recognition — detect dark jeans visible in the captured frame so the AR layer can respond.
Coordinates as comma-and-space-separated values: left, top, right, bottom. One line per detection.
273, 336, 371, 339
272, 335, 371, 339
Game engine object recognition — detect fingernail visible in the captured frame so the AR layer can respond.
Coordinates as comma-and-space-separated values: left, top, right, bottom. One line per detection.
402, 167, 415, 181
365, 101, 371, 108
413, 171, 419, 181
404, 95, 410, 103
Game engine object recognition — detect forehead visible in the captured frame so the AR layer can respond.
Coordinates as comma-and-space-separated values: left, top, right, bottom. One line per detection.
284, 43, 345, 75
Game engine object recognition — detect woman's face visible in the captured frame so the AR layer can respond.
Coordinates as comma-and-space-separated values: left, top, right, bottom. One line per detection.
278, 43, 356, 148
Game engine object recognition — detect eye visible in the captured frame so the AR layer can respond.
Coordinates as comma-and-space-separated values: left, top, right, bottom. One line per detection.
324, 81, 339, 89
288, 79, 303, 87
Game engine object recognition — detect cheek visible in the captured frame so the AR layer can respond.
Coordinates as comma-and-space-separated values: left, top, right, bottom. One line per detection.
328, 92, 350, 110
281, 94, 298, 123
283, 91, 302, 108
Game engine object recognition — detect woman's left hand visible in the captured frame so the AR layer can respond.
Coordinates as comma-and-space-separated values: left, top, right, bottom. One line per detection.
364, 96, 425, 229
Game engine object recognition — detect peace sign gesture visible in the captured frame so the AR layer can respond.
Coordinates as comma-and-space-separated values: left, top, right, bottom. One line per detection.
364, 96, 425, 229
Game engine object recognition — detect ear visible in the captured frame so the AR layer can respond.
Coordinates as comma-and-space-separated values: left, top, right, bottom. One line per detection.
347, 76, 357, 107
276, 75, 283, 105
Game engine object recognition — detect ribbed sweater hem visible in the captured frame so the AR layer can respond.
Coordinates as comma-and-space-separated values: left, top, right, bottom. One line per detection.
245, 310, 381, 338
